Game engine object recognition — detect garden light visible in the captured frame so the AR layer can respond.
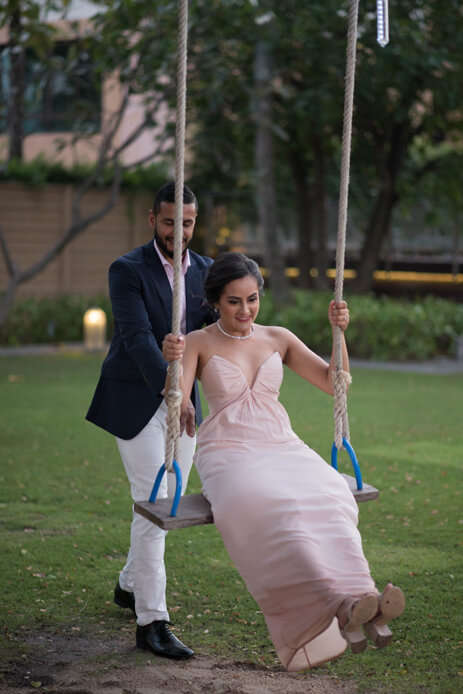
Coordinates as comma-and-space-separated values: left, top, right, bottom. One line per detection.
83, 308, 107, 351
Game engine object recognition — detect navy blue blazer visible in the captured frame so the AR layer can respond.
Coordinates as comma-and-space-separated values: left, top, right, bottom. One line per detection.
86, 241, 213, 440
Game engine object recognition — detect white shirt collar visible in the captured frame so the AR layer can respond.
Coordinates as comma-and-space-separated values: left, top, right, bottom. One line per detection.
153, 239, 191, 275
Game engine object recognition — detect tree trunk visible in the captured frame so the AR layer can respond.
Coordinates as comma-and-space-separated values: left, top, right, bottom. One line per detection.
353, 187, 397, 292
312, 138, 329, 289
452, 214, 460, 278
254, 39, 290, 304
0, 277, 20, 330
289, 149, 312, 289
353, 123, 410, 293
8, 9, 25, 161
0, 168, 122, 332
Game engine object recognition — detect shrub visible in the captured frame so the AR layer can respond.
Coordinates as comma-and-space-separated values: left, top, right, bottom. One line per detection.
1, 290, 463, 361
0, 157, 168, 191
259, 290, 463, 361
0, 294, 113, 346
347, 294, 463, 360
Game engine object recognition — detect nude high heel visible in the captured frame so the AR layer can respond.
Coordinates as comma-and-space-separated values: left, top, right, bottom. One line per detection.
337, 594, 378, 654
364, 584, 405, 648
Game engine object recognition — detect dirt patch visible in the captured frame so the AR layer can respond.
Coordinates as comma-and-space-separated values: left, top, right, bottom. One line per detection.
0, 630, 357, 694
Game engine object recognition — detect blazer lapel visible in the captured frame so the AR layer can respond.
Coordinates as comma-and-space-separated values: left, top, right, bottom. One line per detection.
185, 259, 204, 333
143, 241, 173, 329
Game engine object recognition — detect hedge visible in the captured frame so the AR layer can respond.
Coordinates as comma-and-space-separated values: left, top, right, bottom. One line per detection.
258, 290, 463, 361
0, 157, 168, 191
1, 290, 463, 361
0, 294, 113, 347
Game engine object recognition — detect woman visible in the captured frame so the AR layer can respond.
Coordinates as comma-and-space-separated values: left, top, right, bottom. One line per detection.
163, 252, 404, 672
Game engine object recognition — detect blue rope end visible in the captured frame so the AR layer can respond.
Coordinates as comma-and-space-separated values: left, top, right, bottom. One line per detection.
331, 438, 363, 490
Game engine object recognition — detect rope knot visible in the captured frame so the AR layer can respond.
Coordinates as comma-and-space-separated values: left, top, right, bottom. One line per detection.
333, 369, 352, 389
333, 369, 352, 450
164, 387, 183, 472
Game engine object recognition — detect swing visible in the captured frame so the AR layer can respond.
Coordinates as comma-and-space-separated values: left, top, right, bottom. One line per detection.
135, 0, 389, 530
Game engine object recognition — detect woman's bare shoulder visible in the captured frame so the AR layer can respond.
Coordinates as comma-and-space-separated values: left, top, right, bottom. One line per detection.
256, 324, 294, 341
186, 324, 217, 346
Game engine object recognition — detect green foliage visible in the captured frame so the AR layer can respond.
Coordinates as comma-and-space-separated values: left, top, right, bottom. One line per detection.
259, 290, 463, 361
0, 157, 95, 186
0, 355, 462, 693
347, 294, 463, 361
2, 290, 463, 361
0, 0, 59, 58
182, 0, 463, 264
0, 294, 114, 346
0, 157, 168, 191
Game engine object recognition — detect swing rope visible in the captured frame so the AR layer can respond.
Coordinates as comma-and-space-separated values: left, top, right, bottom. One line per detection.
164, 0, 189, 473
165, 0, 361, 460
141, 0, 383, 524
333, 0, 359, 451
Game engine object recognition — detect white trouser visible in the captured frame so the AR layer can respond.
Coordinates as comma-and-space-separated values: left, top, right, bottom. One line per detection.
116, 400, 196, 626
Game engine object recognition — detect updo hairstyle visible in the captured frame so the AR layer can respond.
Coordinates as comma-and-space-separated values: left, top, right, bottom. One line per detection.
203, 252, 264, 306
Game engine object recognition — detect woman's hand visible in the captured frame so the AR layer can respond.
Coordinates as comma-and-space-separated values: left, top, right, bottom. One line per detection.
162, 333, 195, 436
180, 402, 196, 438
328, 300, 350, 332
162, 333, 185, 363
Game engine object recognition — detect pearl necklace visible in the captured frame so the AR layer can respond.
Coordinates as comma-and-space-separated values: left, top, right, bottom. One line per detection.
217, 319, 254, 340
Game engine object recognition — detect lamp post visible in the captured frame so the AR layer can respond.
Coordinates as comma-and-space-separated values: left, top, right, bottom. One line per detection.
83, 308, 107, 351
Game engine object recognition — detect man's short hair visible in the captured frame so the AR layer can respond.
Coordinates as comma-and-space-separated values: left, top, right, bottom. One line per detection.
152, 182, 198, 215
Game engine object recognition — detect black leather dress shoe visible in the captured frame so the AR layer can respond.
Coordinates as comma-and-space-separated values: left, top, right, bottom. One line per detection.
136, 620, 194, 659
114, 582, 136, 615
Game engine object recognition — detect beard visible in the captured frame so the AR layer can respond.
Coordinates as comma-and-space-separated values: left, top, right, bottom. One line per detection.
154, 228, 190, 259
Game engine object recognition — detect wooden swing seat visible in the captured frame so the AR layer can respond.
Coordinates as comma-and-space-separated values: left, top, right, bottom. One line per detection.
134, 473, 379, 530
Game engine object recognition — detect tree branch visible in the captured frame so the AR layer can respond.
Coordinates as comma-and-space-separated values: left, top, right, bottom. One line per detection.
18, 164, 123, 286
0, 227, 19, 278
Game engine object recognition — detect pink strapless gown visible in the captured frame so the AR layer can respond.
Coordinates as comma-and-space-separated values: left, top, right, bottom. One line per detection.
194, 351, 376, 671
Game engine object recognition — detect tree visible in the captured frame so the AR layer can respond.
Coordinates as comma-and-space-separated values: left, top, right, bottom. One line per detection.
181, 0, 348, 289
0, 0, 178, 328
345, 0, 463, 290
3, 0, 463, 326
272, 0, 347, 288
174, 0, 463, 292
400, 141, 463, 274
0, 0, 67, 160
102, 0, 463, 295
5, 5, 26, 160
253, 16, 290, 301
90, 0, 293, 298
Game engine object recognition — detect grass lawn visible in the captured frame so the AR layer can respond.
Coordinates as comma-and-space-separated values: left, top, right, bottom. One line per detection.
0, 352, 462, 692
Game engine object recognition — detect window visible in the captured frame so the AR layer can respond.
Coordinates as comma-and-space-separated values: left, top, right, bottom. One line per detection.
0, 40, 101, 134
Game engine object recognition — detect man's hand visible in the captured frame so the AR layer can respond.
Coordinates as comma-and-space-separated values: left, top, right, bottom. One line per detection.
162, 333, 185, 362
180, 400, 196, 437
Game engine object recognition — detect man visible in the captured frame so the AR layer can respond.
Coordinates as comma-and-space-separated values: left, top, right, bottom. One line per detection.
86, 182, 213, 659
